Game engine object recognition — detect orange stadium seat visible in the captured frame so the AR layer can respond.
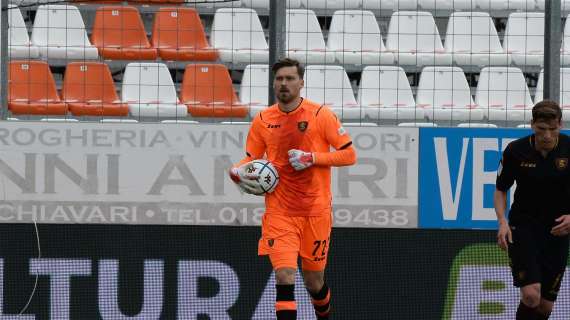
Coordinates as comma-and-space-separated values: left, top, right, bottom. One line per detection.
8, 61, 67, 115
181, 64, 247, 118
62, 62, 129, 117
91, 6, 157, 60
151, 8, 218, 61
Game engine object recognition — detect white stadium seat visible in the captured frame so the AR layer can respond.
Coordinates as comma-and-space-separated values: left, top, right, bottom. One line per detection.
301, 0, 362, 10
189, 0, 242, 6
241, 0, 301, 9
327, 10, 395, 65
357, 66, 425, 121
503, 12, 544, 67
416, 66, 484, 122
286, 9, 335, 64
398, 122, 438, 127
560, 14, 570, 66
444, 12, 510, 67
122, 63, 188, 119
475, 0, 535, 10
210, 8, 268, 64
418, 0, 477, 10
386, 11, 452, 67
8, 5, 39, 59
535, 68, 570, 120
457, 123, 498, 128
240, 64, 270, 117
31, 5, 98, 60
362, 0, 419, 10
475, 67, 533, 123
301, 65, 359, 120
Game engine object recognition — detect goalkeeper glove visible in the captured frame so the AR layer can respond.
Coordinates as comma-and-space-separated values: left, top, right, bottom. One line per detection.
229, 162, 264, 195
288, 149, 314, 171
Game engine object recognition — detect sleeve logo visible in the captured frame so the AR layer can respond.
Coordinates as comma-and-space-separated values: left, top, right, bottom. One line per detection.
338, 127, 346, 136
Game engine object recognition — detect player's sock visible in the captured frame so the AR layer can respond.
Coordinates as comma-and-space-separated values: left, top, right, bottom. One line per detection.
309, 283, 331, 319
276, 284, 296, 320
516, 301, 538, 320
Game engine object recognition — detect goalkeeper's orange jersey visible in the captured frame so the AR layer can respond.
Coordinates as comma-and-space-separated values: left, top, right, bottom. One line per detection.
238, 98, 353, 217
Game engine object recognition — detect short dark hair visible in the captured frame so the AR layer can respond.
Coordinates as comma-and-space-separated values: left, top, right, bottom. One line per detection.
271, 58, 304, 79
532, 100, 562, 123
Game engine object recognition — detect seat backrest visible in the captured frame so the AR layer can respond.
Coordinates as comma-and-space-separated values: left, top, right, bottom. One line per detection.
503, 12, 544, 53
62, 62, 119, 103
534, 68, 570, 106
91, 6, 150, 48
416, 66, 474, 107
563, 13, 570, 52
8, 5, 31, 46
151, 7, 209, 49
31, 5, 91, 46
242, 0, 302, 8
328, 10, 385, 52
386, 11, 444, 52
122, 63, 178, 103
444, 12, 503, 53
240, 64, 269, 105
302, 65, 356, 106
181, 64, 239, 104
286, 9, 327, 50
475, 67, 532, 108
210, 8, 267, 50
358, 66, 415, 107
9, 60, 60, 101
301, 0, 362, 9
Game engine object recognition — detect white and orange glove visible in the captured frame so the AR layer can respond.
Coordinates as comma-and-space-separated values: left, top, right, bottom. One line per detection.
288, 149, 314, 171
229, 162, 263, 195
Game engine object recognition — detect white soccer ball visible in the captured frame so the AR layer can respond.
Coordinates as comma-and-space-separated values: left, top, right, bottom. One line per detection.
249, 159, 279, 194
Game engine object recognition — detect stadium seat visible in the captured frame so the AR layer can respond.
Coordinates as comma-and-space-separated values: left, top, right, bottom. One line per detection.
475, 0, 535, 10
62, 62, 129, 117
91, 6, 157, 60
357, 66, 424, 122
151, 8, 218, 61
416, 66, 484, 122
241, 0, 302, 9
181, 64, 248, 118
385, 11, 452, 67
31, 5, 99, 60
188, 0, 242, 6
240, 64, 270, 117
327, 10, 395, 65
535, 69, 570, 120
122, 63, 187, 118
301, 65, 359, 120
398, 122, 438, 127
8, 5, 39, 59
444, 12, 510, 67
503, 12, 544, 67
8, 61, 67, 115
475, 67, 533, 123
210, 8, 268, 64
457, 123, 498, 127
417, 0, 477, 10
286, 9, 335, 64
362, 0, 419, 10
301, 0, 362, 10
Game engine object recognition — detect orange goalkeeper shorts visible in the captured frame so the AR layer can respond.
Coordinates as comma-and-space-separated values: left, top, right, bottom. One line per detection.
258, 212, 332, 271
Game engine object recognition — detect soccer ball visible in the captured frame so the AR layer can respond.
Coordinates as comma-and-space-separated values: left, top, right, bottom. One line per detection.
248, 159, 279, 194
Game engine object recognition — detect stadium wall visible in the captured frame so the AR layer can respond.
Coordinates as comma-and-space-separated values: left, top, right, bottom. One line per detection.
3, 123, 570, 319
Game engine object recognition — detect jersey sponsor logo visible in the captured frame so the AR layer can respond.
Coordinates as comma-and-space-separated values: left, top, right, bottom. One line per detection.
555, 158, 568, 170
520, 161, 536, 168
267, 124, 281, 129
297, 121, 308, 132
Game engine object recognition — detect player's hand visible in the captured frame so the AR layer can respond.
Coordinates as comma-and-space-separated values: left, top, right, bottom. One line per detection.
551, 214, 570, 237
228, 162, 263, 195
497, 221, 512, 251
288, 149, 314, 171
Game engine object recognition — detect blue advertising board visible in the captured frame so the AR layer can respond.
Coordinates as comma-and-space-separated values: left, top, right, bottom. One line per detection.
419, 127, 533, 229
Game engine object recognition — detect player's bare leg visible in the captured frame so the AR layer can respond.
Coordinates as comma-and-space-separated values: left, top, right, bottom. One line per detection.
303, 270, 331, 320
275, 267, 297, 320
517, 283, 541, 320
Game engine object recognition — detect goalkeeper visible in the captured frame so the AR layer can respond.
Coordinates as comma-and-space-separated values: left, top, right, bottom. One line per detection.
229, 58, 356, 320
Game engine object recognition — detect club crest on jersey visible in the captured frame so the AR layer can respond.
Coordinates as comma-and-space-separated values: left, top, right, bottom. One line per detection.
297, 121, 308, 132
555, 158, 568, 170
